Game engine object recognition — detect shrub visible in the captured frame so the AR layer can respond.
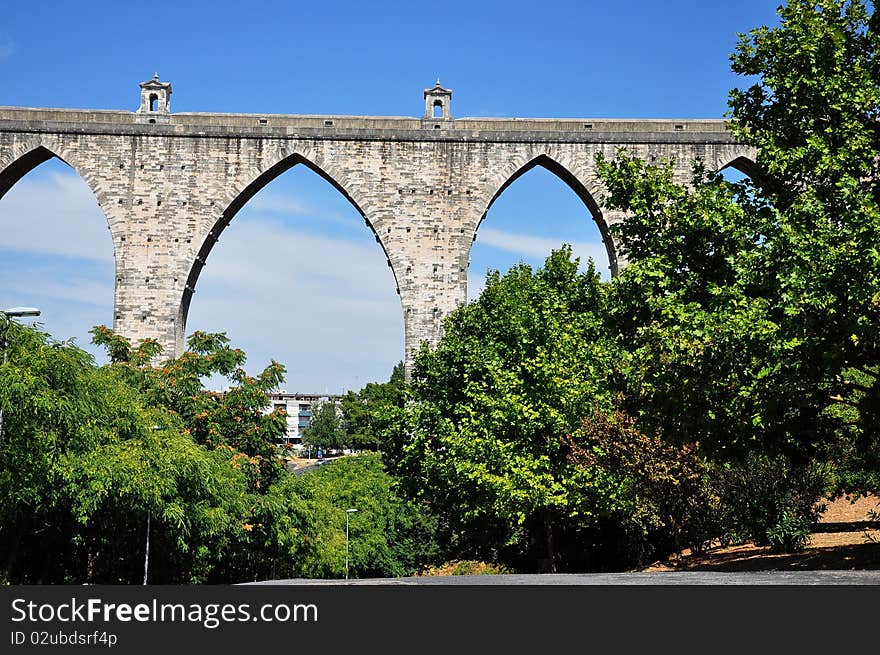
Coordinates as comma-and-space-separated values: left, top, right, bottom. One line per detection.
417, 560, 511, 576
712, 453, 830, 553
566, 410, 720, 567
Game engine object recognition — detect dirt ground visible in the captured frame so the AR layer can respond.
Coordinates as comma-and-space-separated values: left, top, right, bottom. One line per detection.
640, 494, 880, 572
285, 455, 316, 470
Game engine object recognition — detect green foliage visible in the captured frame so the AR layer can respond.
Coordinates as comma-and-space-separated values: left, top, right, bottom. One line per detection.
595, 0, 880, 483
88, 327, 302, 581
263, 453, 439, 579
598, 152, 820, 461
711, 453, 830, 553
385, 247, 627, 571
591, 0, 880, 550
0, 323, 247, 583
2, 324, 437, 583
565, 410, 718, 564
91, 326, 288, 490
301, 399, 347, 452
727, 0, 880, 476
340, 362, 406, 451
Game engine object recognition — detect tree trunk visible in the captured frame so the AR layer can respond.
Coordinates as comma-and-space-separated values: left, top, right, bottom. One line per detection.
3, 519, 25, 582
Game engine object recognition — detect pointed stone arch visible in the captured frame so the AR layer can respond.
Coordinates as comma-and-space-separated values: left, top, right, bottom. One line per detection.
469, 152, 618, 277
177, 147, 401, 351
709, 143, 759, 180
0, 137, 119, 265
0, 144, 55, 201
0, 137, 119, 354
0, 138, 109, 211
718, 154, 760, 181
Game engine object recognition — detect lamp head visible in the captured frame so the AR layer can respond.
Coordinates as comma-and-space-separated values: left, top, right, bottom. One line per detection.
3, 307, 41, 318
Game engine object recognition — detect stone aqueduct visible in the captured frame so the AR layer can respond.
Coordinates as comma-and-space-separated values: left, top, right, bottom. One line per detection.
0, 77, 755, 366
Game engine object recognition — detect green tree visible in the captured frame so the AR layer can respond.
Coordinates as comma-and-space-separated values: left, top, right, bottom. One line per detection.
564, 410, 718, 567
598, 0, 880, 464
384, 248, 624, 572
0, 322, 247, 583
301, 399, 347, 453
597, 154, 808, 459
340, 362, 406, 451
727, 0, 880, 487
264, 453, 438, 579
593, 0, 880, 546
91, 326, 288, 491
90, 326, 297, 582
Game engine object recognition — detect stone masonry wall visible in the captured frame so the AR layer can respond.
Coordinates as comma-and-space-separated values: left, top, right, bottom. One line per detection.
0, 109, 755, 370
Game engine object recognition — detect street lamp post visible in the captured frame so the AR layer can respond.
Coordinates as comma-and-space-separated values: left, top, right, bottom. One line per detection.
0, 307, 41, 444
345, 508, 358, 580
143, 511, 151, 585
143, 425, 165, 585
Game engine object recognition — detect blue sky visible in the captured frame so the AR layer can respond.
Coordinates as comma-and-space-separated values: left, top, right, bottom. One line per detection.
0, 0, 780, 393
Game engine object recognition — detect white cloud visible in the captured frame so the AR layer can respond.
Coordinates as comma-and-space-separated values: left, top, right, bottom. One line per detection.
244, 188, 362, 233
0, 170, 113, 262
194, 216, 396, 301
246, 190, 312, 215
475, 226, 609, 270
2, 270, 112, 308
466, 227, 611, 301
467, 274, 486, 302
186, 215, 404, 390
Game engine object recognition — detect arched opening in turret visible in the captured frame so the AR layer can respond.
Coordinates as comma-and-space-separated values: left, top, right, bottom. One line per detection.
0, 154, 115, 364
468, 156, 612, 301
183, 158, 403, 395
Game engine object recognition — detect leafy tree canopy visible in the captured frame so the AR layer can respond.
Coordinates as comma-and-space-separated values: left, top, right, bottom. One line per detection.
0, 322, 248, 583
384, 248, 627, 571
596, 0, 880, 491
91, 326, 288, 490
340, 362, 406, 451
301, 399, 347, 452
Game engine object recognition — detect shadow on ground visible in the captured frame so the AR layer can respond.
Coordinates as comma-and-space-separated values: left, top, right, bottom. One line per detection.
647, 540, 880, 573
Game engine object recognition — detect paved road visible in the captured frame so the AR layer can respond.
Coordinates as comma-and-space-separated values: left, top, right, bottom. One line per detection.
250, 570, 880, 585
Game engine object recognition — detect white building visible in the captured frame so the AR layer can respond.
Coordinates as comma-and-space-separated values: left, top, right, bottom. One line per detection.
267, 391, 342, 448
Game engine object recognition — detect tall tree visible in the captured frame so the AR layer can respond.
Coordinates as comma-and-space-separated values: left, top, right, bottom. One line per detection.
596, 0, 880, 493
265, 453, 439, 579
340, 362, 406, 451
728, 0, 880, 484
0, 322, 247, 583
91, 327, 288, 490
90, 327, 293, 582
301, 399, 347, 453
384, 248, 624, 571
